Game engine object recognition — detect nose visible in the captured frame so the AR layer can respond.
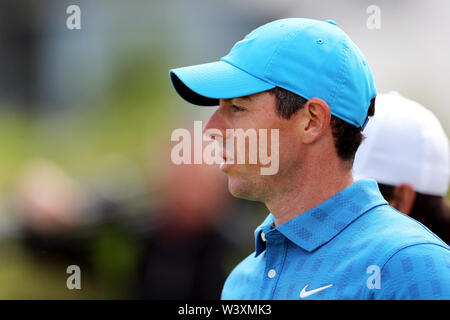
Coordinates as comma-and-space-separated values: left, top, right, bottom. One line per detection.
203, 101, 226, 139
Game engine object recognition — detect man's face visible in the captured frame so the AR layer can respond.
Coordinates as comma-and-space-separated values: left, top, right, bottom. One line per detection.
203, 91, 304, 202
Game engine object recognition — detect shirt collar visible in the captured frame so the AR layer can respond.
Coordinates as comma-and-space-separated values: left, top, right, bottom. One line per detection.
254, 213, 275, 256
254, 179, 388, 256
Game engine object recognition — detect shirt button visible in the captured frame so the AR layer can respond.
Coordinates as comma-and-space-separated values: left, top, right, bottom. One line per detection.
261, 232, 266, 242
267, 269, 276, 278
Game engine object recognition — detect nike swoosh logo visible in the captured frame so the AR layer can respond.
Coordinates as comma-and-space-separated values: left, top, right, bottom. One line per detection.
299, 284, 333, 298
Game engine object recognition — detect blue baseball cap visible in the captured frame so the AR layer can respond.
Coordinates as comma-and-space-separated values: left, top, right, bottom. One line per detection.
169, 18, 377, 128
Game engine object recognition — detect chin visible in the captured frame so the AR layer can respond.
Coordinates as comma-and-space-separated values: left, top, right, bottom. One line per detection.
227, 176, 259, 201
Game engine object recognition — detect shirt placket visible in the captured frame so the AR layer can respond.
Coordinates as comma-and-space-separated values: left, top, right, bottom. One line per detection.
259, 228, 287, 299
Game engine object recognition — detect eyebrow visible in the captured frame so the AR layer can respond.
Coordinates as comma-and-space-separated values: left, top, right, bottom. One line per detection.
234, 95, 252, 103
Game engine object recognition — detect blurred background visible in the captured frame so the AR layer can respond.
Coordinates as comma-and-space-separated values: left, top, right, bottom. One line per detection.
0, 0, 448, 299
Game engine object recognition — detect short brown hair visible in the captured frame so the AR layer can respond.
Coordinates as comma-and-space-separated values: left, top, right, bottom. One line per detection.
269, 87, 375, 164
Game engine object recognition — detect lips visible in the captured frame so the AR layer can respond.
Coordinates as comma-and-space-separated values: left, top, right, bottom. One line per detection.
219, 154, 234, 171
220, 161, 234, 171
218, 142, 234, 171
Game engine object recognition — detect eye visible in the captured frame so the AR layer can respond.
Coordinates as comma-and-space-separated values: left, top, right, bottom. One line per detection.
232, 104, 245, 112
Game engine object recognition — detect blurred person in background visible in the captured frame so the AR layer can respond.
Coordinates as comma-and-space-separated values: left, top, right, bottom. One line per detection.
10, 159, 100, 298
16, 159, 92, 268
13, 158, 146, 298
136, 159, 236, 299
353, 92, 450, 244
17, 159, 87, 234
11, 152, 261, 299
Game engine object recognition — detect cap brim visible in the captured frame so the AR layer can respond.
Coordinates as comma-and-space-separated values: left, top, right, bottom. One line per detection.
169, 60, 275, 106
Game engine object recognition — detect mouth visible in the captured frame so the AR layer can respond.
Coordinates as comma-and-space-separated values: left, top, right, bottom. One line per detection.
219, 146, 234, 172
219, 161, 233, 172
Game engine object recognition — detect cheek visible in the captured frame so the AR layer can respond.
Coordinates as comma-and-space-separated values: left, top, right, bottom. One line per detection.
278, 128, 302, 164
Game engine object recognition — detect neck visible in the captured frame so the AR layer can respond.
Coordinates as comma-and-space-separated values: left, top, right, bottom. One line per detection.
266, 160, 354, 227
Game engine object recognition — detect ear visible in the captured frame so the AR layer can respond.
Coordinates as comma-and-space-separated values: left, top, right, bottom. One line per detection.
300, 98, 331, 144
390, 184, 416, 215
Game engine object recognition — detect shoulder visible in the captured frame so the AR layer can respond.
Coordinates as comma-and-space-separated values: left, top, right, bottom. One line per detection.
358, 205, 450, 299
368, 243, 450, 299
384, 242, 450, 272
221, 251, 262, 300
359, 204, 447, 254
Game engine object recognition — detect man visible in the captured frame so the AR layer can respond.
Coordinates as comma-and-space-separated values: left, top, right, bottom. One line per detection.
353, 92, 450, 244
169, 18, 450, 299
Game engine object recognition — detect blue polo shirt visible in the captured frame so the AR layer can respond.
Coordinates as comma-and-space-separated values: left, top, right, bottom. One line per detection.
221, 179, 450, 300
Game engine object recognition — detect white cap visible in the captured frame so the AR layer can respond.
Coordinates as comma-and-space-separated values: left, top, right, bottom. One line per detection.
353, 92, 450, 196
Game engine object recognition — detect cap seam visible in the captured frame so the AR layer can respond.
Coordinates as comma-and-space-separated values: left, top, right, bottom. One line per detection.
329, 38, 350, 123
263, 21, 326, 101
263, 29, 300, 80
219, 58, 277, 89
